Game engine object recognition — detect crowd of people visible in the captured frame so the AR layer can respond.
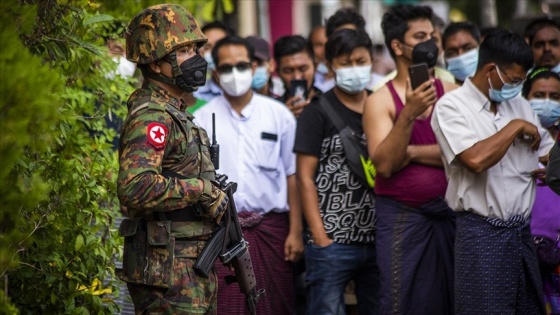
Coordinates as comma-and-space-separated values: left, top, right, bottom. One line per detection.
115, 2, 560, 315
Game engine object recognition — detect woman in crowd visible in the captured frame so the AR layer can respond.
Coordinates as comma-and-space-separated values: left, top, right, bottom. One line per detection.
523, 67, 560, 315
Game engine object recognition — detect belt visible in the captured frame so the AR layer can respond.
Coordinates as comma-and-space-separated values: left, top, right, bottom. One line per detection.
151, 206, 202, 222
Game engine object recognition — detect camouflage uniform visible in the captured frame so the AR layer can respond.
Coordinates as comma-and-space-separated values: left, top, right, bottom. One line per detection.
117, 4, 225, 314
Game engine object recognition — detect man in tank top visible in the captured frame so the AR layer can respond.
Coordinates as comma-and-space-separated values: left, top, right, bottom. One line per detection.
362, 4, 458, 315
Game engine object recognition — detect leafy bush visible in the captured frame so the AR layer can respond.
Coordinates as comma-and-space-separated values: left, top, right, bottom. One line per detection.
0, 1, 135, 313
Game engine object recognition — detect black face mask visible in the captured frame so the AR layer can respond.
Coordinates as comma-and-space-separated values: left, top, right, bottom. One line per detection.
411, 38, 438, 68
147, 52, 208, 93
174, 54, 207, 93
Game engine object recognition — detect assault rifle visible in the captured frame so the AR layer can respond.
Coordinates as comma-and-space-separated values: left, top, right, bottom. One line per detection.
194, 113, 264, 315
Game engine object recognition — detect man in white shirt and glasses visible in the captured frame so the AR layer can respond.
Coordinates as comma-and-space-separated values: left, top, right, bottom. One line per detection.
431, 28, 554, 315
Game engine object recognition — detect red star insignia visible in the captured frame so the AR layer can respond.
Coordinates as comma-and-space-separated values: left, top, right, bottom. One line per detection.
147, 123, 168, 150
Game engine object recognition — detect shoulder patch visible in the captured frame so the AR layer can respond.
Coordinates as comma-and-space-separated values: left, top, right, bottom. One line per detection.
146, 122, 168, 150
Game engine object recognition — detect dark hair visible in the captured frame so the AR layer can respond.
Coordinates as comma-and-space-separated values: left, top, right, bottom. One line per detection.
381, 4, 434, 59
522, 67, 560, 98
442, 22, 481, 50
273, 35, 314, 65
325, 7, 366, 38
477, 28, 534, 72
479, 26, 500, 41
432, 14, 445, 31
325, 29, 373, 63
201, 21, 235, 37
211, 36, 254, 65
524, 17, 560, 45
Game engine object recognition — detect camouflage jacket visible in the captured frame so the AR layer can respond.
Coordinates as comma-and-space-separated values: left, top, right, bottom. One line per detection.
117, 81, 215, 219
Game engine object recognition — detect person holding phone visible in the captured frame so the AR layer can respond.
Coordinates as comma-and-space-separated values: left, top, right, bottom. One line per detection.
273, 35, 322, 117
431, 30, 554, 314
362, 4, 458, 314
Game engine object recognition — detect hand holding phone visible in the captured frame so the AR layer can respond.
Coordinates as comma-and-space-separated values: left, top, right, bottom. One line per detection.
405, 63, 436, 119
287, 79, 309, 118
408, 63, 430, 91
290, 79, 308, 100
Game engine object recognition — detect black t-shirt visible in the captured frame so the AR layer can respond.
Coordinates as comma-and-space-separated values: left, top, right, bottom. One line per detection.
294, 90, 375, 245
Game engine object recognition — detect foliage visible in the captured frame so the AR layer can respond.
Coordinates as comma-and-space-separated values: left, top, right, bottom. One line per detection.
0, 0, 136, 313
99, 0, 235, 26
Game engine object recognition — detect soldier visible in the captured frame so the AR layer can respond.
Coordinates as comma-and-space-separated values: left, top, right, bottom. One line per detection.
116, 4, 228, 314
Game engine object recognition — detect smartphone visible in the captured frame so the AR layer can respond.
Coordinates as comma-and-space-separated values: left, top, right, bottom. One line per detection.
408, 63, 430, 91
290, 79, 308, 100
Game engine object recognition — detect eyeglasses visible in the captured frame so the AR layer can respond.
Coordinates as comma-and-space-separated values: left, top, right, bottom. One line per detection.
496, 66, 525, 87
216, 62, 252, 74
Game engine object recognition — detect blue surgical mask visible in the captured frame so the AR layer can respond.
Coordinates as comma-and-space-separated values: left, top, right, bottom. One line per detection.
529, 98, 560, 128
551, 63, 560, 74
317, 62, 329, 75
334, 65, 372, 94
204, 52, 215, 72
446, 49, 478, 82
488, 66, 524, 102
251, 66, 269, 90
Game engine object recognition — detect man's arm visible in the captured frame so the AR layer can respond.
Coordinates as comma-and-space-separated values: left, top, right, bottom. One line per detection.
296, 153, 332, 247
364, 79, 437, 178
117, 112, 206, 213
284, 174, 304, 262
407, 145, 444, 167
404, 80, 459, 168
432, 96, 542, 173
453, 119, 540, 173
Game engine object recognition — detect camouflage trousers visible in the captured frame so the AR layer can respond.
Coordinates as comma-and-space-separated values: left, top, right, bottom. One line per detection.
127, 257, 217, 315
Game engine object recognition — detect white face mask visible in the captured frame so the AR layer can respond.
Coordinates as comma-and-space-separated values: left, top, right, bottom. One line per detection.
105, 56, 137, 80
117, 57, 137, 78
219, 67, 253, 97
334, 65, 372, 94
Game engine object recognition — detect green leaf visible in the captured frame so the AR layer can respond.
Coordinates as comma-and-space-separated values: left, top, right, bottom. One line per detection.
65, 35, 102, 56
75, 234, 84, 251
222, 0, 235, 14
83, 14, 114, 26
201, 0, 215, 21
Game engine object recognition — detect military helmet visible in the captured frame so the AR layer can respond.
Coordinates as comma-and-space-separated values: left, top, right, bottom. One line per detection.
125, 4, 207, 64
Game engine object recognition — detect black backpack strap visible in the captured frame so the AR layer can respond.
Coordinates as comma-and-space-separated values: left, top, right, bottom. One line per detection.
319, 96, 345, 132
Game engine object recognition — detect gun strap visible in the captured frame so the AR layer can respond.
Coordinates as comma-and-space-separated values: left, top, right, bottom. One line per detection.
222, 202, 233, 254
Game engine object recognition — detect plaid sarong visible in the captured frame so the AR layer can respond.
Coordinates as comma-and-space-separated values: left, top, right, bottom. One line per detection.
215, 211, 293, 315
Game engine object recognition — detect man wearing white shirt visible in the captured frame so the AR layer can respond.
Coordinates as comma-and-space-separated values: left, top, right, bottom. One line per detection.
431, 29, 554, 315
194, 36, 303, 315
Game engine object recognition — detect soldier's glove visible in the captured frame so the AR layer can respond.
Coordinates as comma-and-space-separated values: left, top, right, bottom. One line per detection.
199, 179, 229, 223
